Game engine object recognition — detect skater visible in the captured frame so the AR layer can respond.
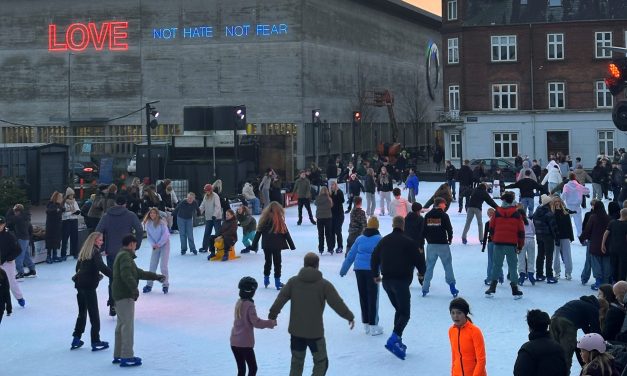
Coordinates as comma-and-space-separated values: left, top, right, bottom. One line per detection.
423, 183, 453, 211
603, 208, 627, 282
340, 216, 383, 336
505, 169, 545, 217
371, 216, 426, 359
481, 208, 504, 285
561, 172, 590, 237
0, 267, 11, 324
404, 168, 419, 203
111, 235, 165, 367
542, 164, 563, 194
45, 191, 64, 263
389, 188, 411, 218
377, 166, 393, 216
580, 201, 612, 290
577, 333, 621, 376
516, 209, 536, 286
532, 194, 559, 284
269, 252, 355, 376
552, 198, 575, 280
199, 184, 222, 253
457, 160, 474, 212
0, 216, 25, 308
404, 202, 426, 274
208, 209, 238, 261
330, 181, 345, 253
230, 277, 277, 376
61, 188, 81, 260
96, 195, 143, 317
448, 298, 486, 376
364, 168, 377, 216
484, 192, 524, 299
461, 183, 498, 245
421, 198, 457, 297
242, 182, 261, 215
250, 202, 296, 290
6, 204, 36, 279
513, 309, 567, 376
293, 171, 316, 225
550, 295, 601, 374
445, 160, 457, 201
598, 284, 624, 341
70, 232, 112, 351
314, 187, 334, 255
259, 168, 273, 208
236, 205, 257, 254
345, 196, 367, 254
142, 208, 170, 294
345, 173, 364, 212
172, 192, 200, 256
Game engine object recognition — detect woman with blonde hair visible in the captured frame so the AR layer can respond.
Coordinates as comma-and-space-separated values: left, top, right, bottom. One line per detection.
552, 198, 576, 280
142, 208, 170, 294
377, 166, 393, 216
61, 187, 81, 261
71, 231, 112, 351
577, 333, 621, 376
250, 202, 296, 290
45, 191, 65, 263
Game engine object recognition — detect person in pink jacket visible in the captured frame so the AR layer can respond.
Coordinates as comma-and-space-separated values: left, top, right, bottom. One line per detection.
230, 277, 276, 376
448, 298, 487, 376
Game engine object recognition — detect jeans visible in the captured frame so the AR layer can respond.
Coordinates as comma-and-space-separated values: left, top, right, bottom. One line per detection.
72, 288, 101, 343
518, 238, 536, 274
565, 203, 583, 237
492, 244, 518, 284
458, 185, 472, 212
355, 270, 379, 325
407, 188, 416, 203
332, 215, 344, 249
247, 198, 261, 215
263, 248, 282, 278
446, 180, 456, 198
177, 217, 196, 252
422, 244, 456, 292
316, 218, 334, 252
0, 260, 23, 300
581, 244, 592, 283
297, 198, 314, 222
202, 219, 221, 250
382, 278, 411, 336
232, 346, 257, 376
261, 189, 270, 208
61, 218, 79, 258
15, 238, 35, 274
462, 207, 483, 241
553, 239, 572, 276
113, 298, 135, 359
146, 243, 169, 287
486, 242, 504, 281
591, 255, 612, 284
379, 191, 391, 215
548, 182, 559, 194
592, 183, 603, 201
365, 193, 376, 216
520, 197, 535, 217
536, 235, 555, 278
290, 336, 328, 376
242, 231, 256, 248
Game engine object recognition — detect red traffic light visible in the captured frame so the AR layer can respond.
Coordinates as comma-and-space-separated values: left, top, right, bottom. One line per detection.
353, 111, 361, 121
609, 63, 621, 79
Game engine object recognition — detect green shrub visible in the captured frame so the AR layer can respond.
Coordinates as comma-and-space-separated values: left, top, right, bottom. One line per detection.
0, 178, 30, 215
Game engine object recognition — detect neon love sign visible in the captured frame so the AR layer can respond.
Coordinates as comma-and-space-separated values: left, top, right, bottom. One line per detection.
49, 21, 129, 52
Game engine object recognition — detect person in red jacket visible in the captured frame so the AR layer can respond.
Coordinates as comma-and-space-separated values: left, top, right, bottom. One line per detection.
485, 191, 525, 299
448, 297, 487, 376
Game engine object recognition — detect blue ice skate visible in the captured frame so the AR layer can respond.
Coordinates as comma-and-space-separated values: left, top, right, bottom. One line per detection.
384, 333, 406, 360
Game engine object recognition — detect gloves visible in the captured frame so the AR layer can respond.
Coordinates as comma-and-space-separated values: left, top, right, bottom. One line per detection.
417, 273, 425, 285
157, 275, 166, 283
73, 210, 81, 215
290, 247, 296, 251
132, 289, 140, 301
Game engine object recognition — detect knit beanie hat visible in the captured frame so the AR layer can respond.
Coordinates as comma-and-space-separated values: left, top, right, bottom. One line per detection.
65, 187, 75, 198
366, 216, 379, 229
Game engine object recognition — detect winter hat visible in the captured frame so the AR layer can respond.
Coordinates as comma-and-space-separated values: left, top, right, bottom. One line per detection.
238, 276, 258, 300
577, 333, 606, 353
449, 297, 470, 316
367, 216, 379, 229
204, 184, 213, 192
540, 194, 553, 206
65, 187, 75, 198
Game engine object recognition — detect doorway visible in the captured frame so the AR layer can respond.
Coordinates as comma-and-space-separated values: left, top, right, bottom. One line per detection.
546, 131, 569, 158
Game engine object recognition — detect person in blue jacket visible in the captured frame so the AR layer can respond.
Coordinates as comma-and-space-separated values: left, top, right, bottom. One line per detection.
404, 169, 419, 203
340, 216, 383, 336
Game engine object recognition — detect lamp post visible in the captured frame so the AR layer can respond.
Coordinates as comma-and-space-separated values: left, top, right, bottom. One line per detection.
312, 109, 321, 166
145, 101, 160, 185
68, 52, 73, 184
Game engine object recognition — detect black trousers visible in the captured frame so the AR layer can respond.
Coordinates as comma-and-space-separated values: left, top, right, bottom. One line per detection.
263, 248, 282, 278
536, 235, 555, 278
106, 255, 115, 308
332, 215, 344, 249
231, 346, 257, 376
382, 278, 411, 337
613, 186, 622, 202
316, 218, 334, 252
61, 219, 79, 258
72, 288, 101, 343
458, 185, 471, 211
611, 253, 627, 283
355, 270, 379, 325
297, 198, 314, 222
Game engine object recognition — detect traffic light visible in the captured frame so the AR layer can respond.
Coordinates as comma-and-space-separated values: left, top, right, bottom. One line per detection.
312, 109, 321, 124
352, 111, 362, 126
605, 58, 627, 96
613, 100, 627, 131
148, 104, 159, 129
234, 105, 246, 129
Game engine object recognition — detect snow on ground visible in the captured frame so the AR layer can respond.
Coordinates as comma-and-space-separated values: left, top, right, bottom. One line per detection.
2, 182, 593, 375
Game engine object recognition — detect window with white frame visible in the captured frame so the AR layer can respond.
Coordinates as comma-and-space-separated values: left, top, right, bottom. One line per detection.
547, 33, 564, 60
450, 133, 461, 159
447, 0, 457, 21
491, 35, 517, 62
595, 32, 612, 58
447, 38, 459, 64
598, 131, 614, 156
596, 81, 613, 108
494, 132, 519, 158
492, 84, 518, 110
548, 82, 565, 109
448, 85, 460, 111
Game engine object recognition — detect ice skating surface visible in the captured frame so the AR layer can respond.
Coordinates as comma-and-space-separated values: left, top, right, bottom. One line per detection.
2, 182, 590, 375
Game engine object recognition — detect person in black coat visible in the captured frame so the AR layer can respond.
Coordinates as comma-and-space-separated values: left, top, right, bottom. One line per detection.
71, 231, 112, 351
598, 284, 626, 341
514, 309, 568, 376
404, 202, 426, 279
457, 160, 474, 213
0, 216, 24, 308
45, 191, 65, 263
330, 181, 345, 253
0, 267, 11, 324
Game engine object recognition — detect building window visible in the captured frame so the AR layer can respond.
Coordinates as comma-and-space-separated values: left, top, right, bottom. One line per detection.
1, 126, 36, 143
548, 82, 565, 109
596, 81, 613, 108
447, 38, 459, 64
598, 131, 614, 156
450, 133, 461, 159
448, 85, 460, 111
447, 0, 457, 21
493, 132, 519, 158
549, 0, 561, 6
547, 33, 564, 60
491, 35, 517, 62
595, 32, 612, 58
520, 0, 528, 4
492, 84, 518, 110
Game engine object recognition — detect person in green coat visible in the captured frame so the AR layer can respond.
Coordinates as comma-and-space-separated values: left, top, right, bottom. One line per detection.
111, 234, 165, 367
293, 171, 316, 226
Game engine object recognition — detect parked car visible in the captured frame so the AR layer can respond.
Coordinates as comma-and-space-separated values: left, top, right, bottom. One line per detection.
469, 158, 516, 181
127, 155, 136, 174
72, 162, 99, 183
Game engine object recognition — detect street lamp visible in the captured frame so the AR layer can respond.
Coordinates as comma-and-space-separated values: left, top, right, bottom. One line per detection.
312, 109, 321, 165
145, 101, 160, 184
68, 52, 74, 184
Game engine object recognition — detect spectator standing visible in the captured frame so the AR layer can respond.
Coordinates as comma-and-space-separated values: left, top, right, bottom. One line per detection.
45, 191, 64, 263
61, 188, 81, 260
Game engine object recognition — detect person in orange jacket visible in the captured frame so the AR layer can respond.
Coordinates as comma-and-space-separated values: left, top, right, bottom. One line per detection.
448, 298, 487, 376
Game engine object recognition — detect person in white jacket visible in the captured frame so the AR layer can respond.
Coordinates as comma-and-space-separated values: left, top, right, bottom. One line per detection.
242, 182, 261, 215
542, 164, 563, 193
561, 173, 590, 237
388, 188, 411, 218
61, 187, 81, 260
199, 184, 222, 253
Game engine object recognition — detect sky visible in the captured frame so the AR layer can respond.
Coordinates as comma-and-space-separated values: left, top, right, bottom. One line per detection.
404, 0, 442, 16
